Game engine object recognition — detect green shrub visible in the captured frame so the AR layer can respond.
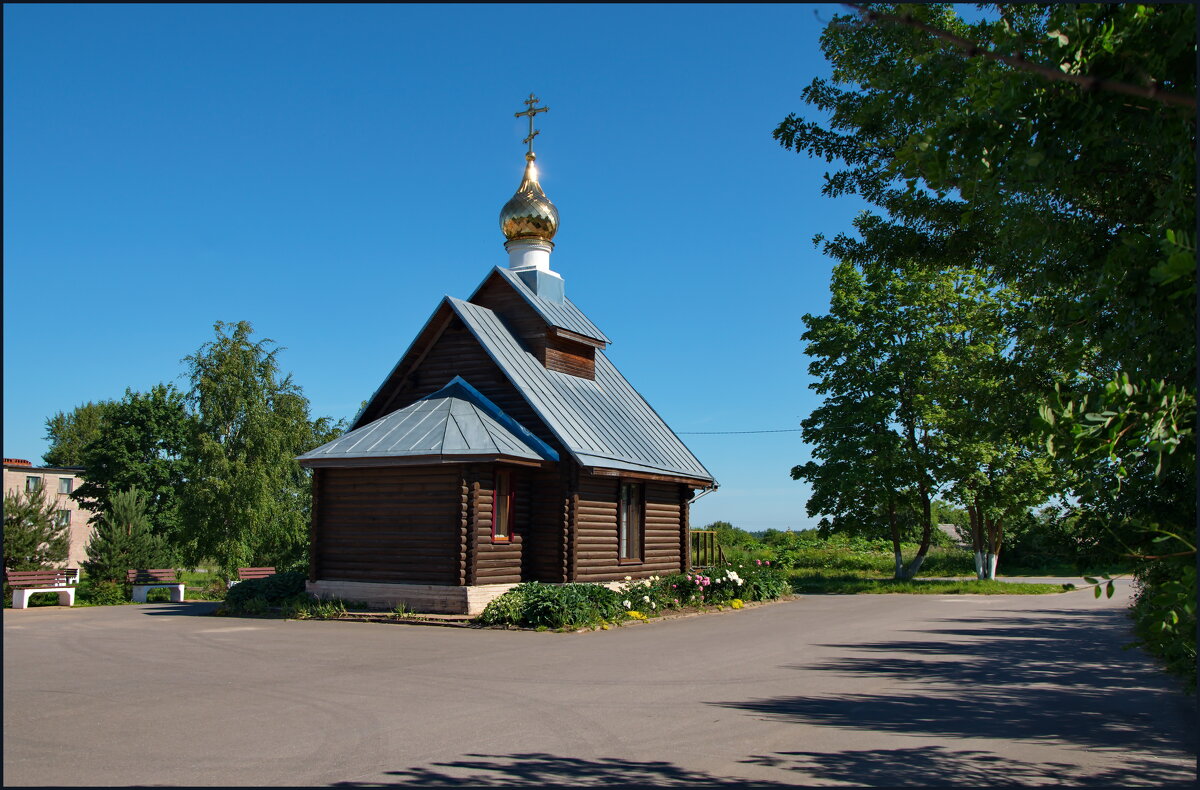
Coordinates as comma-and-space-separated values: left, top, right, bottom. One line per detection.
78, 579, 128, 606
224, 570, 307, 614
1130, 559, 1196, 692
478, 582, 624, 629
241, 595, 269, 615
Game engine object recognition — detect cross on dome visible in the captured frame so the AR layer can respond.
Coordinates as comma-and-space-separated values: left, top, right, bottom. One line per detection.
514, 93, 549, 160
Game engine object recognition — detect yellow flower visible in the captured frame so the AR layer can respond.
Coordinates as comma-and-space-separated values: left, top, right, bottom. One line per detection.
731, 599, 744, 609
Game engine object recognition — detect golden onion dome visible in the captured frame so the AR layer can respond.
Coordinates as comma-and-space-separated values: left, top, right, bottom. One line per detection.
499, 154, 559, 242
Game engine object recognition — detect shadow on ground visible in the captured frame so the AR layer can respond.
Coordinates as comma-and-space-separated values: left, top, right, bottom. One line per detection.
139, 601, 222, 616
332, 753, 791, 787
330, 749, 1195, 787
708, 604, 1195, 784
742, 746, 1196, 787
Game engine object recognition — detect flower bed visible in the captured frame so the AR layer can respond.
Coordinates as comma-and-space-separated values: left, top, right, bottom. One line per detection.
477, 562, 791, 630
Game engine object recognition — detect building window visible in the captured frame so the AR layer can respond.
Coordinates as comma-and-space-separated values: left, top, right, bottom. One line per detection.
493, 469, 514, 541
618, 482, 644, 562
26, 476, 42, 493
59, 477, 74, 494
55, 510, 71, 527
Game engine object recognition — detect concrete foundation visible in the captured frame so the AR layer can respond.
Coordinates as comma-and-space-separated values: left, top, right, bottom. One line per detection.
131, 583, 185, 603
11, 587, 75, 609
306, 580, 520, 615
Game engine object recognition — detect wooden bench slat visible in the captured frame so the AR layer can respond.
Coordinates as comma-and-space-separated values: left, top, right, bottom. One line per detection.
126, 569, 180, 583
6, 570, 78, 588
237, 567, 276, 580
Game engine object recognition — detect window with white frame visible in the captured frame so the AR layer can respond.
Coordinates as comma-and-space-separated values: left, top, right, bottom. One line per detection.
59, 477, 73, 494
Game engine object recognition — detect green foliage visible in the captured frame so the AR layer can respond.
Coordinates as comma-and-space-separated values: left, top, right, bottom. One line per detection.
72, 384, 193, 550
790, 572, 1065, 596
222, 569, 307, 613
1130, 558, 1196, 692
81, 487, 173, 583
3, 486, 69, 570
701, 521, 758, 549
77, 579, 127, 606
43, 400, 113, 468
478, 582, 625, 629
177, 321, 343, 577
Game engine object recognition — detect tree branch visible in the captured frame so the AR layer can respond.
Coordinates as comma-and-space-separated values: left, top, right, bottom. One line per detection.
844, 4, 1196, 110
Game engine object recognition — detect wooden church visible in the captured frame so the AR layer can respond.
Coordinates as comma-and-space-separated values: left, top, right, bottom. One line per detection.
298, 97, 715, 614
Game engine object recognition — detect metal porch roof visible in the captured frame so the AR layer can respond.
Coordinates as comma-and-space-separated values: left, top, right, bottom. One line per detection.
298, 377, 558, 467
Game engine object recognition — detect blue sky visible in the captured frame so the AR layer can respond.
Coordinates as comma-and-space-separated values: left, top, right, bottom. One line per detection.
4, 3, 876, 532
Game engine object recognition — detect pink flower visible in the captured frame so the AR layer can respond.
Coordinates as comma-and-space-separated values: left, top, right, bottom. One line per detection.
756, 560, 762, 566
765, 561, 771, 566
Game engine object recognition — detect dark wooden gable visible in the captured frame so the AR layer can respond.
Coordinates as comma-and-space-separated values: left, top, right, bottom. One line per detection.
353, 301, 563, 456
470, 271, 602, 380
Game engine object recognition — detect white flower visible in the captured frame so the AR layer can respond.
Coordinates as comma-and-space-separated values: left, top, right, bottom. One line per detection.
624, 576, 632, 581
650, 602, 656, 609
623, 600, 631, 609
643, 595, 650, 603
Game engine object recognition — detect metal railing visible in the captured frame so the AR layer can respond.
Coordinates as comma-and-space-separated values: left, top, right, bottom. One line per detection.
689, 530, 726, 569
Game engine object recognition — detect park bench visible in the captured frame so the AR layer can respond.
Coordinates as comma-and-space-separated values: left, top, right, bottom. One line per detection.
6, 568, 80, 609
127, 569, 185, 603
228, 567, 276, 588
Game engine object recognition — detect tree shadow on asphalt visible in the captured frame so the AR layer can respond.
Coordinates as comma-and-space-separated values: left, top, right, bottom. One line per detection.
709, 605, 1195, 780
139, 601, 221, 616
741, 746, 1196, 787
330, 753, 788, 787
328, 749, 1195, 787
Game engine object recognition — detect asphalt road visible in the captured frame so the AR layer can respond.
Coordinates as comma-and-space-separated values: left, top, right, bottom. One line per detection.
4, 581, 1195, 787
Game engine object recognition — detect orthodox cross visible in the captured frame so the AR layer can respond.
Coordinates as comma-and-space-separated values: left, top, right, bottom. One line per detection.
514, 93, 549, 156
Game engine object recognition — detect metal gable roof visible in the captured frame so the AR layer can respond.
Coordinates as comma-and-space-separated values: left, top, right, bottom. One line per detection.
473, 267, 611, 345
446, 297, 714, 483
298, 376, 558, 467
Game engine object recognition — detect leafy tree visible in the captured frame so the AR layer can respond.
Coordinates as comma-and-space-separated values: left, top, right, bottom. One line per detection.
776, 1, 1194, 555
177, 320, 341, 578
778, 3, 1193, 672
796, 255, 967, 579
43, 400, 114, 468
81, 487, 172, 583
72, 384, 194, 547
3, 487, 69, 570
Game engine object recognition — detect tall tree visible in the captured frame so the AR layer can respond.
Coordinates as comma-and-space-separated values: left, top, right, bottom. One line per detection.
81, 487, 172, 583
43, 400, 114, 468
177, 320, 339, 578
72, 384, 194, 546
3, 487, 69, 570
776, 2, 1195, 557
797, 254, 959, 579
778, 2, 1194, 674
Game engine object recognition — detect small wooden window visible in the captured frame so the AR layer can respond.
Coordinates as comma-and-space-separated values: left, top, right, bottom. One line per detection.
493, 469, 514, 541
619, 482, 644, 562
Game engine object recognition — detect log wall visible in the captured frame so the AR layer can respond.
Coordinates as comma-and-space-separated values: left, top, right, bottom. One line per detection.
472, 276, 596, 379
381, 316, 563, 452
314, 466, 464, 585
465, 464, 524, 586
523, 466, 568, 582
571, 475, 686, 582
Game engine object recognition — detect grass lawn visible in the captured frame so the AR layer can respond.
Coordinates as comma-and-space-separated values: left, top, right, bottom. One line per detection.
788, 570, 1069, 595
